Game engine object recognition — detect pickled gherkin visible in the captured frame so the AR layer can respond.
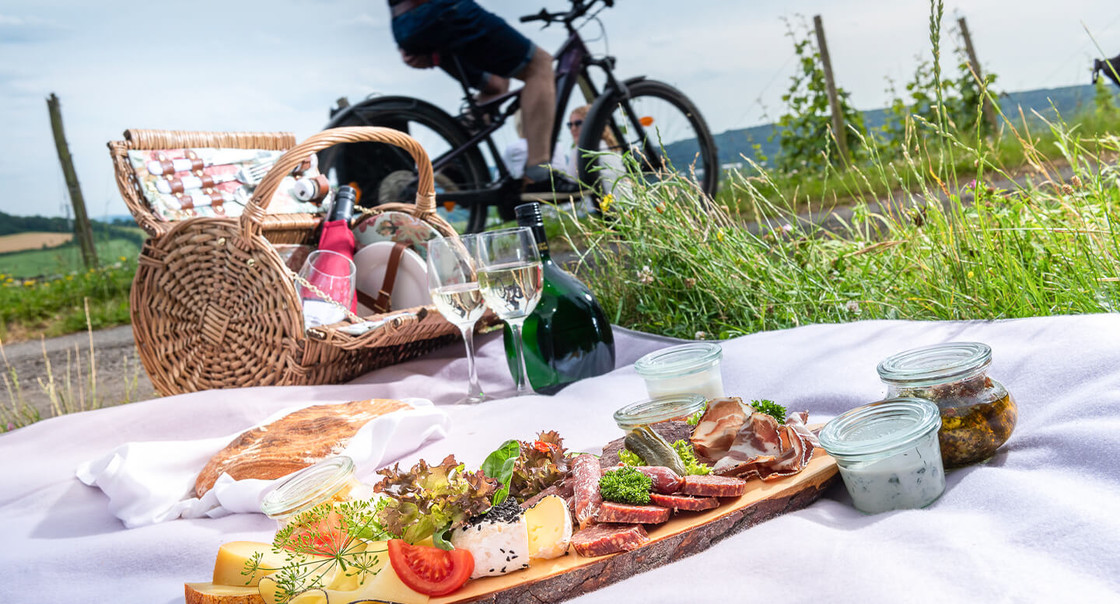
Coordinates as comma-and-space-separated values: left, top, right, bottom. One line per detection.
624, 424, 688, 476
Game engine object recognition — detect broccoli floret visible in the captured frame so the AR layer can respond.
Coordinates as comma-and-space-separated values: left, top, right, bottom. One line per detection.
598, 466, 652, 505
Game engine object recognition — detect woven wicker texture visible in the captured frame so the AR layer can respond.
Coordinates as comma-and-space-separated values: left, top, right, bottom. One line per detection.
113, 127, 463, 395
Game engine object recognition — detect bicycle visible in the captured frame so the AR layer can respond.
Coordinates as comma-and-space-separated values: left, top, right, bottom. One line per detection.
317, 0, 719, 233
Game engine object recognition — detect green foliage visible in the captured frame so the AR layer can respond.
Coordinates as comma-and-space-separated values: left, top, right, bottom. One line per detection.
671, 440, 711, 476
751, 400, 787, 424
770, 15, 867, 174
0, 257, 135, 342
1094, 78, 1118, 118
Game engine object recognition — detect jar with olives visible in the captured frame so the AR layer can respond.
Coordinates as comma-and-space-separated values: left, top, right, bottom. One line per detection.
877, 342, 1017, 468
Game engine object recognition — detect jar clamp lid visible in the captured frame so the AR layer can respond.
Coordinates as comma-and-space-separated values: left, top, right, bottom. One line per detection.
635, 342, 723, 378
613, 394, 708, 431
818, 397, 942, 459
260, 456, 355, 519
877, 342, 992, 387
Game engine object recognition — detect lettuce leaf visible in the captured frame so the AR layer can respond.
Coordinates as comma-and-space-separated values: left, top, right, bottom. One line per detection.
374, 455, 496, 544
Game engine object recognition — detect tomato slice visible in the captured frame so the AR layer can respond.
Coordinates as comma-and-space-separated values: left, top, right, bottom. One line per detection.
281, 510, 349, 557
387, 539, 474, 597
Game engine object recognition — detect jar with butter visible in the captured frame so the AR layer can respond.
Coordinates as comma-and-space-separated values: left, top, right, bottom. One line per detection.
634, 342, 724, 400
819, 397, 946, 514
260, 456, 373, 527
877, 342, 1017, 468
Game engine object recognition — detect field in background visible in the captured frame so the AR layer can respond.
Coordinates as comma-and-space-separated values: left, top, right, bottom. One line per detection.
0, 232, 74, 253
0, 227, 144, 280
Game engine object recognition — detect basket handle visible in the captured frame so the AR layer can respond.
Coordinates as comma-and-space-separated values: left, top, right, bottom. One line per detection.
239, 126, 436, 242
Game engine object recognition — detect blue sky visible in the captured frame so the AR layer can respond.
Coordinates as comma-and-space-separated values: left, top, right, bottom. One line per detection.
1, 0, 1118, 219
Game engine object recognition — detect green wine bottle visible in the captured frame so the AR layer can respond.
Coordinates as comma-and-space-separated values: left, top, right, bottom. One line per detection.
502, 202, 616, 394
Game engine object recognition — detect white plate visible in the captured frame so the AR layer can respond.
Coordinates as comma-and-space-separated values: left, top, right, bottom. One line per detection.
354, 241, 432, 315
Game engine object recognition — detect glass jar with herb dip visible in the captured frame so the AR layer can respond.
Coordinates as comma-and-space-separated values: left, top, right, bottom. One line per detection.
634, 342, 724, 400
877, 342, 1017, 468
819, 397, 946, 514
260, 456, 373, 528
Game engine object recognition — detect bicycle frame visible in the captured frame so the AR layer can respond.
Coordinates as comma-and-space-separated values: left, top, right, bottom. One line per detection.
427, 12, 633, 209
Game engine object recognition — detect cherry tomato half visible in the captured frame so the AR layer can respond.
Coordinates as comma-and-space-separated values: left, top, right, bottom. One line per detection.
387, 539, 474, 597
281, 510, 348, 557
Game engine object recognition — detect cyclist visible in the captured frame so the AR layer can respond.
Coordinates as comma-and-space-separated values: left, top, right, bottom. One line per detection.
388, 0, 580, 200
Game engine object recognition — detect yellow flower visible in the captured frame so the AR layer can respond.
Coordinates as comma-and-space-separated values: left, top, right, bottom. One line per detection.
601, 194, 614, 214
23, 280, 34, 287
716, 230, 725, 242
967, 271, 974, 279
119, 256, 127, 262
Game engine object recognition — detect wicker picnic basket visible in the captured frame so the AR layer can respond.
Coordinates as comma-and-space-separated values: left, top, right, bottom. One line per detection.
109, 127, 464, 396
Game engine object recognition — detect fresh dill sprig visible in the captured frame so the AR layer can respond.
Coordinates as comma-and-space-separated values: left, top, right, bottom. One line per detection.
244, 497, 394, 600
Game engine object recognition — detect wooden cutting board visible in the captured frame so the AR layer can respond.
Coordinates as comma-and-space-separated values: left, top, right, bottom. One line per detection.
433, 450, 839, 604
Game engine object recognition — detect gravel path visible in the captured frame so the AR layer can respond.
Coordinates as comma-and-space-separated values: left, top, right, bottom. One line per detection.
1, 325, 157, 423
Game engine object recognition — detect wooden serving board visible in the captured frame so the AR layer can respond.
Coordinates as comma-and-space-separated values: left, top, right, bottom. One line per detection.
432, 450, 839, 604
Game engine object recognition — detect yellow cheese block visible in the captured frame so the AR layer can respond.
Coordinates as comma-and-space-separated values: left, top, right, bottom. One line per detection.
257, 560, 428, 604
524, 494, 573, 559
185, 581, 264, 604
213, 541, 290, 587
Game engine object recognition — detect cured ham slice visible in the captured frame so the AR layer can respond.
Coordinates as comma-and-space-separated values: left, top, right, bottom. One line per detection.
571, 454, 603, 529
690, 397, 818, 481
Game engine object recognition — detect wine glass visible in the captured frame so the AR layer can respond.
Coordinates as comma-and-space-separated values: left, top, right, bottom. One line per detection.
427, 235, 486, 405
474, 227, 543, 396
296, 250, 356, 329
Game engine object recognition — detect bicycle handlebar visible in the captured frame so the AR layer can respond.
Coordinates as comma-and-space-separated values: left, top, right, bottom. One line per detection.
519, 0, 612, 26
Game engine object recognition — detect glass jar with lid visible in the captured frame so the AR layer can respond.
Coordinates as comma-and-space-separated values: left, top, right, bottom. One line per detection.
877, 342, 1018, 468
634, 342, 724, 400
613, 393, 709, 432
260, 456, 373, 527
818, 397, 946, 514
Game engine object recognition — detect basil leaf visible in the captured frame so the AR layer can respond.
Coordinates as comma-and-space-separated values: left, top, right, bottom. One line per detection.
480, 439, 519, 506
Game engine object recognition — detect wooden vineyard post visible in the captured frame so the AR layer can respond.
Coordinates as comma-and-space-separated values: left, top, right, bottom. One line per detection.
958, 17, 1000, 134
813, 15, 850, 168
47, 93, 98, 269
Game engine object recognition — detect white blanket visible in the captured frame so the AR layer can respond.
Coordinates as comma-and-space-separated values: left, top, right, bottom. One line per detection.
2, 317, 1118, 602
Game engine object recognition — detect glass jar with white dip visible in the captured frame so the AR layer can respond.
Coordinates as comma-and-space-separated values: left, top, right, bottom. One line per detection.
260, 456, 373, 527
634, 342, 724, 400
877, 342, 1017, 468
818, 397, 945, 514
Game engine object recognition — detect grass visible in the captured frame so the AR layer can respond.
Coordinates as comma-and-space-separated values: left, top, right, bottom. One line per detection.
0, 231, 144, 279
560, 107, 1120, 340
0, 256, 135, 343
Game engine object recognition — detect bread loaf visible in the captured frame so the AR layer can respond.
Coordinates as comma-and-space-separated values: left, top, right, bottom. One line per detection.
193, 398, 409, 497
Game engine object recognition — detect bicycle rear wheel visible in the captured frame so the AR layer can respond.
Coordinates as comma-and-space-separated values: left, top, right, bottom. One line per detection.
318, 96, 491, 231
577, 79, 718, 206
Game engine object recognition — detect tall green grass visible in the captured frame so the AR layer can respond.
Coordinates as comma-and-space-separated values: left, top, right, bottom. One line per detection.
0, 257, 135, 342
565, 111, 1120, 340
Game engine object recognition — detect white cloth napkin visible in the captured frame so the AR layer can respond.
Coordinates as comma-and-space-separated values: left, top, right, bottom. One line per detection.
75, 398, 448, 528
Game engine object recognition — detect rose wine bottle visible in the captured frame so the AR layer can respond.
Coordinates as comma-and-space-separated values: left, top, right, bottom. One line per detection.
315, 185, 357, 312
502, 202, 615, 394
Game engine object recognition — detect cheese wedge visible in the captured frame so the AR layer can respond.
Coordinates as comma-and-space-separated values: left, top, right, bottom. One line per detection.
185, 582, 264, 604
213, 541, 290, 587
524, 495, 573, 559
257, 562, 429, 604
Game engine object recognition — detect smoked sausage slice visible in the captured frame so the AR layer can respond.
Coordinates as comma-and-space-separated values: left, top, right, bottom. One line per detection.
597, 501, 671, 524
648, 492, 720, 512
571, 523, 649, 557
679, 474, 747, 497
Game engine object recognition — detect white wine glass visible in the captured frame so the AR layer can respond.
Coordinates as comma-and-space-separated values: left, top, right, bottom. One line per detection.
296, 250, 356, 329
427, 235, 486, 404
474, 227, 543, 396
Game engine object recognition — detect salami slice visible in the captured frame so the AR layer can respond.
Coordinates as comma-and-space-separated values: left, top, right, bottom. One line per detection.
631, 466, 683, 494
648, 492, 720, 512
597, 501, 671, 524
679, 474, 747, 497
571, 523, 649, 557
571, 454, 603, 529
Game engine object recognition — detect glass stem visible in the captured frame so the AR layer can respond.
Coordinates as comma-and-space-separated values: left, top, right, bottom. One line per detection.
460, 323, 482, 400
509, 319, 532, 396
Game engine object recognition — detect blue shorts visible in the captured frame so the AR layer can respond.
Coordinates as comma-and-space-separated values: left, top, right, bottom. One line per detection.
391, 0, 536, 89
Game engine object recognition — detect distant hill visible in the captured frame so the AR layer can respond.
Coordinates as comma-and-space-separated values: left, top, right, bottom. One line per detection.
692, 83, 1120, 169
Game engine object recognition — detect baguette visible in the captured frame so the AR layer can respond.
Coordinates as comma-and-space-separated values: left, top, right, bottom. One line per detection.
185, 582, 263, 604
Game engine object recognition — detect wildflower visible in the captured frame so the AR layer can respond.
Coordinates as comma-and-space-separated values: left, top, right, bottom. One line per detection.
684, 278, 697, 288
655, 204, 665, 214
637, 265, 654, 285
600, 194, 614, 214
119, 256, 127, 262
694, 331, 708, 340
967, 271, 974, 279
22, 280, 34, 287
716, 230, 725, 242
1070, 175, 1083, 189
846, 300, 861, 315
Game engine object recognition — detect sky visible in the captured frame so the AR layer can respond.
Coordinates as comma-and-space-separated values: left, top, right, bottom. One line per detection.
1, 0, 1119, 220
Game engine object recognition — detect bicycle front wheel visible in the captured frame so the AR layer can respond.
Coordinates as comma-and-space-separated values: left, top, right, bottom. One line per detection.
577, 79, 718, 205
